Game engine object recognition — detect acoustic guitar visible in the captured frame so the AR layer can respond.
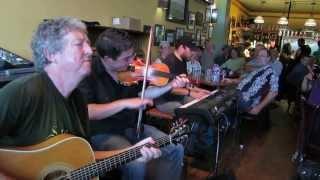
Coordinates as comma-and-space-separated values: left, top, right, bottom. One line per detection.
0, 125, 189, 180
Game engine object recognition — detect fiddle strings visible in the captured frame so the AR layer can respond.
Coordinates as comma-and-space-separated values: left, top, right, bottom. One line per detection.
136, 26, 153, 139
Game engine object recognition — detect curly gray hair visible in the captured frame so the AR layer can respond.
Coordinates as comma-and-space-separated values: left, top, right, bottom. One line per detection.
31, 17, 87, 71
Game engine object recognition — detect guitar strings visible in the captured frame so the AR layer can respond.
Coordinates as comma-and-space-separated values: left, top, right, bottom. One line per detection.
69, 135, 173, 179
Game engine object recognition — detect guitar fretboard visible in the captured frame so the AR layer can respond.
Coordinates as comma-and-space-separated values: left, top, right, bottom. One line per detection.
69, 135, 172, 179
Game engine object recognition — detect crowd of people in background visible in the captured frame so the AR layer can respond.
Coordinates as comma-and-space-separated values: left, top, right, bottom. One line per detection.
151, 37, 320, 109
149, 37, 320, 163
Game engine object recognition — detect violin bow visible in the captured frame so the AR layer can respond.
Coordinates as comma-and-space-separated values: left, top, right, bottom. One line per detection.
136, 26, 153, 139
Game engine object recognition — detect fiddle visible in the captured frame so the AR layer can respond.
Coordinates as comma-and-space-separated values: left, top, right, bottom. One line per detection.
117, 63, 175, 86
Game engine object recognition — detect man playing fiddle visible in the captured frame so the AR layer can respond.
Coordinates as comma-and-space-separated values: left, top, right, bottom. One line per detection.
78, 28, 188, 180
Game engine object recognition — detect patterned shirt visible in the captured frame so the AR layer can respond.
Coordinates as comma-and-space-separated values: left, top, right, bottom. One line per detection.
237, 65, 278, 110
187, 60, 202, 75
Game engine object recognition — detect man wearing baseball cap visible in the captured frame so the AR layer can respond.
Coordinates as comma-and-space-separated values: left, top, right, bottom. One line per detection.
155, 37, 209, 115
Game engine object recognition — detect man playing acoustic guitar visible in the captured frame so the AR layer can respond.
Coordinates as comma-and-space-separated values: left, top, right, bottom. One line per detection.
0, 17, 161, 179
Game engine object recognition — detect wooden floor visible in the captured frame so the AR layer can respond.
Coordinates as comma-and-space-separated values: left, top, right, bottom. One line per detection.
185, 100, 297, 180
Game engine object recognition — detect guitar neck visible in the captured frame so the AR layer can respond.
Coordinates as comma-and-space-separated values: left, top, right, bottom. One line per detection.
70, 135, 173, 179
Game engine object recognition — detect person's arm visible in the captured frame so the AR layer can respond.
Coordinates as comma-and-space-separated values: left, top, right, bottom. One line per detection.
248, 91, 278, 115
301, 73, 314, 92
143, 85, 172, 99
171, 87, 209, 99
221, 77, 241, 85
88, 98, 153, 120
94, 137, 161, 162
141, 75, 189, 99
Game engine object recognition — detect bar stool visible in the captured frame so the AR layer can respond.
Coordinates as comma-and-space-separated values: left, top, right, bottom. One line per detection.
236, 105, 271, 148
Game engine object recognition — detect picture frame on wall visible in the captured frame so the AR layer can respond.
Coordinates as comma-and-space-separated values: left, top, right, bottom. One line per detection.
208, 25, 214, 38
187, 11, 196, 30
154, 24, 166, 46
176, 27, 184, 40
195, 28, 201, 46
201, 33, 206, 47
205, 7, 211, 23
195, 12, 203, 26
165, 29, 176, 46
202, 23, 207, 33
184, 31, 194, 40
166, 0, 189, 24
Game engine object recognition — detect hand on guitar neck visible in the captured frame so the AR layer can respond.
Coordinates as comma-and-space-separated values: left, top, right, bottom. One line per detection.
94, 137, 162, 162
133, 137, 162, 162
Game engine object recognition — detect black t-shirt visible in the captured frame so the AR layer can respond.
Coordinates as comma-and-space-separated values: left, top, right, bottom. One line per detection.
0, 72, 89, 147
162, 53, 188, 76
158, 53, 187, 102
79, 56, 142, 135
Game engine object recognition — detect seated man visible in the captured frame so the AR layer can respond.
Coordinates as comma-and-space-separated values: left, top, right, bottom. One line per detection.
0, 17, 160, 179
156, 37, 210, 115
243, 44, 265, 73
223, 47, 278, 115
78, 29, 188, 180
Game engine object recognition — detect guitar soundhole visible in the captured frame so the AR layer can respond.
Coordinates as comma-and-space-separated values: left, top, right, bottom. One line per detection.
44, 170, 69, 180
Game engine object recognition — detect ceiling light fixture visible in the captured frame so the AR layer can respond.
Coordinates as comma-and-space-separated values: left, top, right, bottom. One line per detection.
304, 18, 317, 27
304, 1, 317, 28
277, 16, 288, 25
277, 1, 290, 26
254, 0, 266, 24
254, 16, 265, 24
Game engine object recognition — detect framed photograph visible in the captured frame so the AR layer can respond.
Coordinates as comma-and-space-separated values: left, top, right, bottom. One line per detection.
200, 33, 206, 47
208, 25, 214, 38
205, 7, 211, 23
154, 24, 166, 46
166, 0, 189, 24
184, 31, 194, 40
165, 29, 176, 46
195, 12, 203, 26
187, 11, 196, 30
202, 23, 208, 33
176, 27, 184, 40
195, 28, 201, 46
205, 6, 218, 24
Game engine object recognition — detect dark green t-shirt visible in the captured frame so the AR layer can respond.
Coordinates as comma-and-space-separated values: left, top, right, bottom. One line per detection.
0, 72, 89, 147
